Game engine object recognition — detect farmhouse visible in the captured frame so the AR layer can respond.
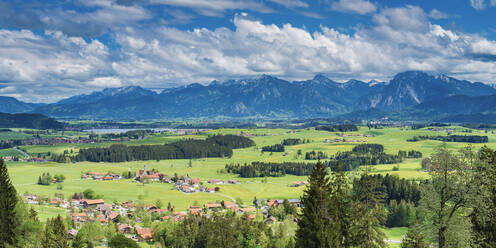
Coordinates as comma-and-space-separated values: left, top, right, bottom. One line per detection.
205, 203, 222, 210
81, 199, 105, 208
135, 227, 153, 242
71, 213, 88, 222
290, 181, 308, 187
117, 223, 133, 233
208, 179, 224, 184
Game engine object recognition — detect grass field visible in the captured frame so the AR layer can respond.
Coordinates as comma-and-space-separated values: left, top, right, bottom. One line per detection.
4, 125, 496, 241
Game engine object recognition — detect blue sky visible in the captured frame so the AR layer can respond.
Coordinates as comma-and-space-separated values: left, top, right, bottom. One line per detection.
0, 0, 496, 102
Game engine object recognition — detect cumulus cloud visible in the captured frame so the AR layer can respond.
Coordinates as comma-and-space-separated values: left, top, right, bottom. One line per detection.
88, 77, 123, 87
2, 4, 496, 102
331, 0, 377, 14
0, 0, 151, 37
428, 9, 449, 19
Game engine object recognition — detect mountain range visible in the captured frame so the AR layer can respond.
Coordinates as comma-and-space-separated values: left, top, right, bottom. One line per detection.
2, 71, 496, 122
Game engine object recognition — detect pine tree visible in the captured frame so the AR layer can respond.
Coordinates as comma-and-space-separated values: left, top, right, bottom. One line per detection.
53, 215, 69, 248
0, 159, 18, 247
328, 162, 352, 248
42, 218, 56, 248
350, 167, 387, 248
401, 223, 429, 248
72, 232, 85, 248
295, 161, 332, 248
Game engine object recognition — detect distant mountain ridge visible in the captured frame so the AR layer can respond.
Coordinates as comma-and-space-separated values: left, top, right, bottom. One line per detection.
0, 96, 44, 114
1, 71, 496, 122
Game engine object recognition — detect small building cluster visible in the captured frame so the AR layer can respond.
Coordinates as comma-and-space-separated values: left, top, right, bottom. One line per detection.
81, 172, 122, 180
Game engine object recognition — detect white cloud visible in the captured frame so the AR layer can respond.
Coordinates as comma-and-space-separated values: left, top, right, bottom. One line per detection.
428, 9, 449, 19
88, 77, 123, 87
470, 0, 485, 10
269, 0, 309, 8
2, 5, 496, 102
331, 0, 377, 15
148, 0, 272, 16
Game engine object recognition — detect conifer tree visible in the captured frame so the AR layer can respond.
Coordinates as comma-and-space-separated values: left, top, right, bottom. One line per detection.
295, 161, 332, 248
42, 218, 56, 248
72, 232, 85, 248
53, 215, 69, 248
350, 166, 386, 248
0, 159, 18, 247
401, 223, 429, 248
329, 162, 352, 248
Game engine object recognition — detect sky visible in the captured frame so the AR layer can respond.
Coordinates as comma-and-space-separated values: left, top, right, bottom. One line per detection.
0, 0, 496, 103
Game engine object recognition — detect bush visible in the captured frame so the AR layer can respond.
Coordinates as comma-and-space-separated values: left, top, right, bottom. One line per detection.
108, 233, 139, 248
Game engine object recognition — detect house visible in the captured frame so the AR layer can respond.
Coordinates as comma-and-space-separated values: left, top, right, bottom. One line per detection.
97, 214, 108, 224
205, 203, 222, 210
24, 194, 38, 204
288, 199, 301, 207
81, 199, 105, 208
149, 208, 168, 214
227, 179, 240, 184
95, 204, 112, 215
172, 212, 187, 220
103, 176, 113, 180
238, 207, 256, 214
189, 206, 202, 215
109, 212, 119, 222
71, 213, 88, 222
67, 229, 78, 239
208, 179, 224, 184
190, 178, 201, 186
290, 181, 307, 187
248, 214, 256, 220
267, 200, 279, 208
117, 223, 132, 233
135, 227, 153, 242
223, 201, 238, 211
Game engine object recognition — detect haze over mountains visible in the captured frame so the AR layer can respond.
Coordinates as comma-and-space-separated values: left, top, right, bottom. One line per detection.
2, 71, 496, 122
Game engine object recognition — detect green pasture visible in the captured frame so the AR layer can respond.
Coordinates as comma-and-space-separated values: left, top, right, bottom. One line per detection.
5, 125, 496, 242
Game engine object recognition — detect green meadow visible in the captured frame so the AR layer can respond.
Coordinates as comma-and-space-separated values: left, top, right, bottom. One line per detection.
4, 125, 496, 241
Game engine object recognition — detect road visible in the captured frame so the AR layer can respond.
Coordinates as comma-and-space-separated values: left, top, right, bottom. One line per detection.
13, 147, 30, 158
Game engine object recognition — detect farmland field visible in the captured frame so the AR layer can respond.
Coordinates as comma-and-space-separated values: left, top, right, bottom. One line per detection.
3, 125, 495, 241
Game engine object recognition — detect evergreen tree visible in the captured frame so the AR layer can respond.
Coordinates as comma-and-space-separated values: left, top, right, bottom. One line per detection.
42, 215, 68, 248
295, 161, 332, 248
350, 167, 387, 248
53, 215, 68, 248
0, 159, 18, 247
328, 162, 352, 248
401, 223, 429, 248
42, 218, 56, 248
72, 233, 85, 248
108, 233, 139, 248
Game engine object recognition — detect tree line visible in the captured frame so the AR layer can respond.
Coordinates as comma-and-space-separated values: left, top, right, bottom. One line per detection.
305, 151, 329, 160
282, 138, 308, 146
228, 144, 423, 177
315, 124, 359, 132
407, 135, 488, 143
261, 144, 285, 152
225, 161, 319, 177
54, 135, 255, 163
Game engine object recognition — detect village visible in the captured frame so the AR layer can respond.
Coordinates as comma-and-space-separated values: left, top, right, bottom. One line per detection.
22, 189, 302, 244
